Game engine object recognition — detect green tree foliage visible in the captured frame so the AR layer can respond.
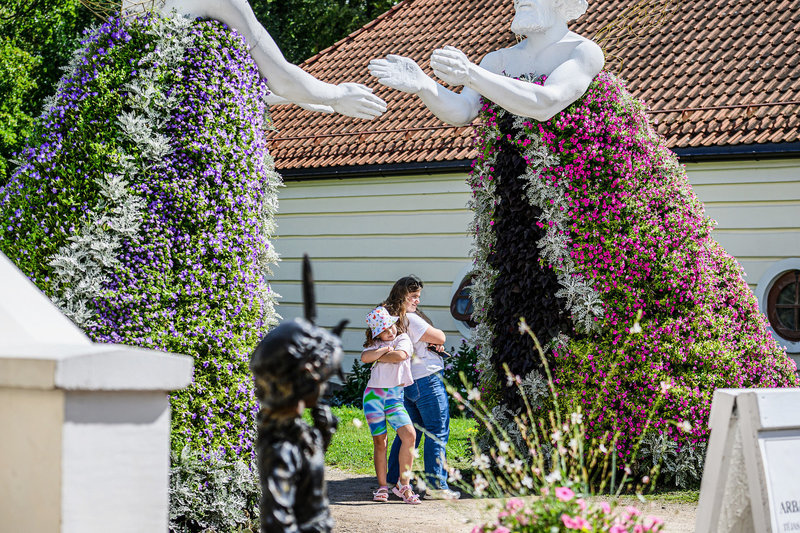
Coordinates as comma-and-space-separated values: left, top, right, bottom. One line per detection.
252, 0, 398, 64
0, 0, 93, 183
0, 38, 38, 182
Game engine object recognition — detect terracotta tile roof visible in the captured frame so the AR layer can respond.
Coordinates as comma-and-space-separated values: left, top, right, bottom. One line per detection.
268, 0, 800, 172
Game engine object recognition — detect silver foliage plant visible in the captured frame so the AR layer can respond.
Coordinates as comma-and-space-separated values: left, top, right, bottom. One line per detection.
467, 88, 607, 383
47, 15, 193, 327
169, 446, 259, 532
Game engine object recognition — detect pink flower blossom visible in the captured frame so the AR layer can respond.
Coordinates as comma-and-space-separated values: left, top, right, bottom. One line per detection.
505, 498, 524, 512
555, 486, 575, 502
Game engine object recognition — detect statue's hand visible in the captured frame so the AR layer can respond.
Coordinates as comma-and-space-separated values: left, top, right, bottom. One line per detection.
368, 55, 431, 94
331, 83, 387, 120
430, 46, 473, 87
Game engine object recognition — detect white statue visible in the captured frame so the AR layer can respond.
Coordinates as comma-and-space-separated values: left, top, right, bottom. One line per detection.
124, 0, 386, 119
368, 0, 603, 124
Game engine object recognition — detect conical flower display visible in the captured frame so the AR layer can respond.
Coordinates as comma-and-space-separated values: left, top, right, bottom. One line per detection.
469, 72, 797, 484
0, 13, 281, 460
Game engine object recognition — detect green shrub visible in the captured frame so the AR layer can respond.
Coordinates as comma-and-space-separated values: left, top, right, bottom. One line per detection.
442, 340, 480, 417
331, 359, 371, 408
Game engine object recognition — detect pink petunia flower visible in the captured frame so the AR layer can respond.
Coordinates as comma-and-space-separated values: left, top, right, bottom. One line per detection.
506, 498, 524, 512
555, 486, 575, 502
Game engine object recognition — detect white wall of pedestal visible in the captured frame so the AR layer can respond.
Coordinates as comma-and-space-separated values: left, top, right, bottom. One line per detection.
270, 158, 800, 370
0, 252, 193, 533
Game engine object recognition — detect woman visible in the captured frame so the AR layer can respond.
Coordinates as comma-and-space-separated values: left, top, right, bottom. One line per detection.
383, 275, 460, 500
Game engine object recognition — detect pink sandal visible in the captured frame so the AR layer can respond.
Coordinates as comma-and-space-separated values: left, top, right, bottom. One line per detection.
392, 483, 421, 504
372, 486, 389, 502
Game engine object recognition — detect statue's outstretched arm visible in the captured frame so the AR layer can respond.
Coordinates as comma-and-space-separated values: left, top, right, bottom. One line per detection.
431, 43, 604, 121
368, 55, 481, 126
140, 0, 385, 119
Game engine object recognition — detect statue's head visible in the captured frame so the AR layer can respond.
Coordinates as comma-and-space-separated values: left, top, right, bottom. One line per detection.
250, 318, 344, 412
511, 0, 588, 35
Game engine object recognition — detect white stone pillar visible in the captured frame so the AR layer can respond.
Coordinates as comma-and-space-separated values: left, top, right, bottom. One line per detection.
0, 252, 193, 532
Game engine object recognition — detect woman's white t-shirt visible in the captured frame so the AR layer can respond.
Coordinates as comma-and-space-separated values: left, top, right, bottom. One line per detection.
362, 333, 414, 388
405, 312, 444, 380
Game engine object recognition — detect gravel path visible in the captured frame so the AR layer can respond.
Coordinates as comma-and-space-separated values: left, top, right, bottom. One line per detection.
326, 468, 698, 533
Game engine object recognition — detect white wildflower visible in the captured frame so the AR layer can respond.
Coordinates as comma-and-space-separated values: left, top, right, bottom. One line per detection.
570, 412, 583, 425
599, 443, 609, 454
411, 448, 420, 459
522, 475, 534, 489
677, 420, 693, 433
472, 454, 491, 470
473, 475, 489, 496
629, 321, 642, 334
498, 441, 510, 454
351, 418, 363, 429
467, 388, 481, 401
545, 470, 561, 484
449, 468, 462, 482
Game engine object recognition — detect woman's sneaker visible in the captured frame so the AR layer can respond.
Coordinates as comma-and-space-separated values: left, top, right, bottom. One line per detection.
423, 488, 461, 500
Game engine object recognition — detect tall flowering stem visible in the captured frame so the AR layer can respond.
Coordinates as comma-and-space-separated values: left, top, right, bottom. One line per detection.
468, 71, 797, 485
0, 13, 281, 461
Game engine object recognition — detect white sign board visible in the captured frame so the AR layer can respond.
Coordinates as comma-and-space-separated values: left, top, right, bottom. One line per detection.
696, 389, 800, 533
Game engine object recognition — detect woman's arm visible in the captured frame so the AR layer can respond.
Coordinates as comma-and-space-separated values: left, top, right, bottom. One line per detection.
419, 326, 445, 345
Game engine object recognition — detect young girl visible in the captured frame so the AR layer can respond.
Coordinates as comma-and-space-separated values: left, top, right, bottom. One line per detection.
361, 306, 421, 504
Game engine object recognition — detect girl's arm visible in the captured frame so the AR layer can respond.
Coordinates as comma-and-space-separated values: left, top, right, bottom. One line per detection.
377, 349, 409, 363
361, 346, 390, 364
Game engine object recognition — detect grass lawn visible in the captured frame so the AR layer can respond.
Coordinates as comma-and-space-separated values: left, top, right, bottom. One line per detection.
310, 406, 477, 476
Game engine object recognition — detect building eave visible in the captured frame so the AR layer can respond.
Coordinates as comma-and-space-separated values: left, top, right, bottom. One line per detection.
277, 142, 800, 181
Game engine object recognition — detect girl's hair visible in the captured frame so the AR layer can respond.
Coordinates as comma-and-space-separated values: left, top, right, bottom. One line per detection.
363, 326, 377, 348
382, 275, 434, 331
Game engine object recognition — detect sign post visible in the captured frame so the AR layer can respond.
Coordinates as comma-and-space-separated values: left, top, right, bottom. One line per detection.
696, 388, 800, 533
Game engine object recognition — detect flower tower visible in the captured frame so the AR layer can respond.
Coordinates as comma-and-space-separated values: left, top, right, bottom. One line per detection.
469, 72, 798, 485
0, 13, 281, 461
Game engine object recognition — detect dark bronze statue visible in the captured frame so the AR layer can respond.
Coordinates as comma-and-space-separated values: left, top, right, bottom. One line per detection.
250, 255, 346, 533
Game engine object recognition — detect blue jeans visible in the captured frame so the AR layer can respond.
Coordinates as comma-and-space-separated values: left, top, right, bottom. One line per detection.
386, 372, 451, 490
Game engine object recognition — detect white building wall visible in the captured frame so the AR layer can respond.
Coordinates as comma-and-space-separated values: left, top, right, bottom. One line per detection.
686, 158, 800, 291
271, 159, 800, 369
271, 173, 475, 371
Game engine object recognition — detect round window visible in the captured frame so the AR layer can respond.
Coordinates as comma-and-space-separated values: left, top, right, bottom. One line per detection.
450, 273, 477, 329
767, 270, 800, 342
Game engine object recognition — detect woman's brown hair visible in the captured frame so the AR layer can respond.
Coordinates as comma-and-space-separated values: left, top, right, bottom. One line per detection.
382, 275, 434, 331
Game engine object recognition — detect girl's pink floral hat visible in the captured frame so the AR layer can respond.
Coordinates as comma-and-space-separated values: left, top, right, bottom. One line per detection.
366, 306, 398, 337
